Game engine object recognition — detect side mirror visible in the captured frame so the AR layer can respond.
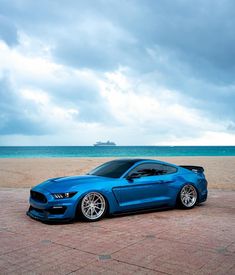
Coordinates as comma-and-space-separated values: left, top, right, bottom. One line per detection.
126, 173, 141, 181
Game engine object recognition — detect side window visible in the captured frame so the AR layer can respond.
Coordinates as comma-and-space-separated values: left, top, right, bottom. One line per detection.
127, 163, 177, 178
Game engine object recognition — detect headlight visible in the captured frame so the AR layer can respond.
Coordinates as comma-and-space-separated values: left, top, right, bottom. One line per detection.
52, 192, 77, 199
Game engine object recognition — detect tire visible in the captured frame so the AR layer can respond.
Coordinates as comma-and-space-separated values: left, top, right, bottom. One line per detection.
178, 184, 197, 209
80, 192, 107, 222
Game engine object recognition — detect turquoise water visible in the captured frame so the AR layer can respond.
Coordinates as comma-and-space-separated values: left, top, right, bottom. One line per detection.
0, 146, 235, 158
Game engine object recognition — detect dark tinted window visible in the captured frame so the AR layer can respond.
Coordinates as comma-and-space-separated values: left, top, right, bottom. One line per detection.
88, 160, 135, 178
126, 163, 177, 178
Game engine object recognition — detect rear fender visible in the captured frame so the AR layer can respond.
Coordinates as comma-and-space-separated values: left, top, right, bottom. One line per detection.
175, 181, 199, 206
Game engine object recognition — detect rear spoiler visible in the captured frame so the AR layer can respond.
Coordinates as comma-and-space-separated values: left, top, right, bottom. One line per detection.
180, 165, 204, 173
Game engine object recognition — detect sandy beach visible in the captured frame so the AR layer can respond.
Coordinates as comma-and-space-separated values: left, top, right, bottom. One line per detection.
0, 156, 234, 190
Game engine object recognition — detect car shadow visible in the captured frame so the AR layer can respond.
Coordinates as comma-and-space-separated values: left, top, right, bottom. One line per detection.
40, 203, 206, 225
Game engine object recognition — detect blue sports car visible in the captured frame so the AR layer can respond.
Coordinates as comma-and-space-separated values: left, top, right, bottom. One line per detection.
27, 159, 208, 222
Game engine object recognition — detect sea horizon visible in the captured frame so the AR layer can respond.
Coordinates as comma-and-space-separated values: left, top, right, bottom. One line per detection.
0, 146, 235, 158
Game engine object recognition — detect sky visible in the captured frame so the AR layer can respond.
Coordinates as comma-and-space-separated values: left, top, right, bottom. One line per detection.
0, 0, 235, 146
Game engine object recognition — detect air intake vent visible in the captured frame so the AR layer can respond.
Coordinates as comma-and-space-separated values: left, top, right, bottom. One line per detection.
30, 190, 47, 203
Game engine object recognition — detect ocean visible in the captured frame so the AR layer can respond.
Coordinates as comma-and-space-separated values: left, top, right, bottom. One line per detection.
0, 146, 235, 158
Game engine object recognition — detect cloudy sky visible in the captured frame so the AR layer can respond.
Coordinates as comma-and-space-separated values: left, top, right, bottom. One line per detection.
0, 0, 235, 146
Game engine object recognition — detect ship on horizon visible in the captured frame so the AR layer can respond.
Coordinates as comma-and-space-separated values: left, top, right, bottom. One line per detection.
93, 141, 116, 146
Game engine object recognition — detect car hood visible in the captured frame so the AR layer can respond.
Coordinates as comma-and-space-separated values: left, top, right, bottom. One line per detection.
33, 175, 110, 193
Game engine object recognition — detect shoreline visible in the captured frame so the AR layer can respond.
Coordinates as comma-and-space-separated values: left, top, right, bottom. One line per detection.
0, 156, 235, 190
0, 156, 235, 161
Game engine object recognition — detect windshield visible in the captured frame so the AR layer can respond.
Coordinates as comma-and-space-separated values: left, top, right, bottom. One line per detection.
88, 160, 135, 178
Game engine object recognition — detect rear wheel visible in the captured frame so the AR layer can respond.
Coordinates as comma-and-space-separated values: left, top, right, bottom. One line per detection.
80, 192, 107, 222
179, 184, 197, 209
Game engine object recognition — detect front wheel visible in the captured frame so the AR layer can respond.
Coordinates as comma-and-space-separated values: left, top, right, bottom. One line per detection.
179, 184, 197, 209
80, 192, 107, 222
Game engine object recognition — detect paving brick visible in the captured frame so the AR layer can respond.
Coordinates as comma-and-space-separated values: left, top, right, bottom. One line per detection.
0, 188, 234, 275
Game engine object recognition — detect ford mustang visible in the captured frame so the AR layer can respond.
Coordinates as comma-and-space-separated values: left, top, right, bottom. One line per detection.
27, 159, 208, 222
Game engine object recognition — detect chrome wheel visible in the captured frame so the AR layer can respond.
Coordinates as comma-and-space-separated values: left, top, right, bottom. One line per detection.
180, 184, 197, 208
81, 192, 106, 221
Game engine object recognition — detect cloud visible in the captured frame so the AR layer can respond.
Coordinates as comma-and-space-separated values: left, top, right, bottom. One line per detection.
2, 0, 235, 72
0, 15, 18, 46
0, 74, 52, 135
0, 40, 116, 139
0, 0, 235, 145
45, 68, 115, 124
100, 69, 224, 140
54, 16, 138, 71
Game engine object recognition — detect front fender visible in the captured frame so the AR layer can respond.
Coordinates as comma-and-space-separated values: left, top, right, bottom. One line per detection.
74, 189, 119, 216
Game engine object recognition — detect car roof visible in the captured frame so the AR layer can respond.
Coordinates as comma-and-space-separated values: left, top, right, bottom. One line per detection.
110, 158, 157, 164
110, 158, 178, 168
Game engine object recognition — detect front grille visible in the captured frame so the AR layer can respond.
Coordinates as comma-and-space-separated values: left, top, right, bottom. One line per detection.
30, 190, 47, 203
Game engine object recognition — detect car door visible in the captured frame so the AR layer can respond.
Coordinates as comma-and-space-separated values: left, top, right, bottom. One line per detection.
112, 162, 177, 210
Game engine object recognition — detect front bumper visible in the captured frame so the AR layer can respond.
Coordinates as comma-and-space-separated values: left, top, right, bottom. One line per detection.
26, 205, 72, 222
26, 189, 79, 222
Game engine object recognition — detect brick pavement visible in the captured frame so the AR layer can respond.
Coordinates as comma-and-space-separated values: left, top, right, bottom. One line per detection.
0, 188, 234, 274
